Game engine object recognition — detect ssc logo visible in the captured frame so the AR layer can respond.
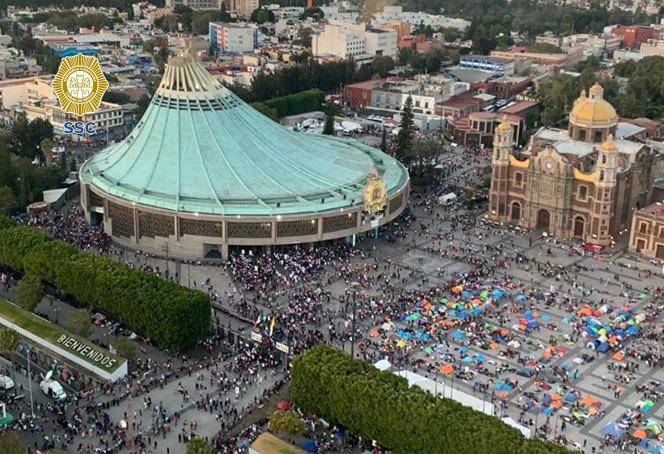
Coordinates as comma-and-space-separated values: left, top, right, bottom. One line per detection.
52, 53, 109, 117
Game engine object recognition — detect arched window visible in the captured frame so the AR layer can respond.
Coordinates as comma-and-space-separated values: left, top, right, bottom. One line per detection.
602, 154, 607, 164
600, 170, 604, 181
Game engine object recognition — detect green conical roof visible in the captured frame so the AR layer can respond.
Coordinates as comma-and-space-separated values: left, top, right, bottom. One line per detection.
80, 56, 408, 216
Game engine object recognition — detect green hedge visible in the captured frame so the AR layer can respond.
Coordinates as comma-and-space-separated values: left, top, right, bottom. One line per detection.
0, 217, 210, 352
291, 346, 569, 454
264, 89, 325, 118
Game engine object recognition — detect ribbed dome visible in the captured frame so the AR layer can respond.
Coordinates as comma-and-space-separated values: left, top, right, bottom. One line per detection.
569, 84, 618, 129
80, 56, 409, 216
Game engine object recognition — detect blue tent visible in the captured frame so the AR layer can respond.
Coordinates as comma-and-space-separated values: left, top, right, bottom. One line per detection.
516, 294, 527, 302
602, 421, 624, 438
452, 330, 465, 339
475, 354, 486, 363
564, 392, 578, 403
627, 326, 639, 334
397, 330, 413, 340
302, 440, 317, 452
463, 356, 473, 362
597, 342, 610, 352
492, 289, 506, 299
459, 310, 470, 318
560, 361, 572, 370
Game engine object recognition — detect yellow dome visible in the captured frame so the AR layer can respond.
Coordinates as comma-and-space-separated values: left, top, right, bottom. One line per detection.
569, 84, 618, 128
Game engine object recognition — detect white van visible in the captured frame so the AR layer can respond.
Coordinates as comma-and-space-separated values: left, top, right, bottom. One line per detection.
0, 375, 14, 391
438, 192, 457, 206
40, 371, 66, 400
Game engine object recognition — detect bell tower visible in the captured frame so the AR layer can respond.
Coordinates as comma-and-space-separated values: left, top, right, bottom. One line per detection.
590, 134, 618, 245
489, 119, 513, 221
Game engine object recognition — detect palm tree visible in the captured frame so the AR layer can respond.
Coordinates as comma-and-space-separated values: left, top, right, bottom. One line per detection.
0, 329, 20, 382
186, 437, 212, 454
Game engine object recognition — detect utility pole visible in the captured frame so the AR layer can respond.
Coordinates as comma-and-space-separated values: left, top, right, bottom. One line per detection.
350, 281, 359, 360
26, 347, 34, 418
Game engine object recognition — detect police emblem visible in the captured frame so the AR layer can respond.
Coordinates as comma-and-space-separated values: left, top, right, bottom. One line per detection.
52, 53, 109, 116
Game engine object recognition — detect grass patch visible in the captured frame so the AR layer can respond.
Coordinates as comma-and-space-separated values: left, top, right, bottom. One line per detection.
0, 299, 123, 373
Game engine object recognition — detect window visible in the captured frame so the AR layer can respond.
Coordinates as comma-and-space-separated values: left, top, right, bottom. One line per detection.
514, 172, 523, 186
594, 130, 603, 142
578, 130, 586, 141
600, 171, 604, 181
602, 154, 607, 164
578, 185, 588, 200
639, 222, 648, 234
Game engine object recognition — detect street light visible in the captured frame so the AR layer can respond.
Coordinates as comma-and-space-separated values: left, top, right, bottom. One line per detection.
25, 346, 34, 418
349, 281, 359, 360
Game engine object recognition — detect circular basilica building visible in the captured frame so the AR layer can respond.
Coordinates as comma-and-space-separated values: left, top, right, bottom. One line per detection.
79, 56, 410, 259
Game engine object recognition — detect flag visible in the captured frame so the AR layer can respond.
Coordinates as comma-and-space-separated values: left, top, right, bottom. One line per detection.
269, 316, 277, 337
254, 313, 262, 327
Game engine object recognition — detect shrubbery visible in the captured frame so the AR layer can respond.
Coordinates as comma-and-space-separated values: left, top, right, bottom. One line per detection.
292, 346, 569, 454
263, 89, 325, 118
0, 217, 210, 352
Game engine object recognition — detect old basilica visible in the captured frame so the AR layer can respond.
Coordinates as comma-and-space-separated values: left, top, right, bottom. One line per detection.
488, 83, 655, 246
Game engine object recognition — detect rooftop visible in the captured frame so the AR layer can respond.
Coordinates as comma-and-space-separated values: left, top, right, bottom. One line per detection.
80, 56, 408, 216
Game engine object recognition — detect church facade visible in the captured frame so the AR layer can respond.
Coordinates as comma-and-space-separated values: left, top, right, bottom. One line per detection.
488, 84, 654, 246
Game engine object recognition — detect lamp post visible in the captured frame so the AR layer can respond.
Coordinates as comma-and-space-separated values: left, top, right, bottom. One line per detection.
350, 282, 359, 360
25, 346, 34, 418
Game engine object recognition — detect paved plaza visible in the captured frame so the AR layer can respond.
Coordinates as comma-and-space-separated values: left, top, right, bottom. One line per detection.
3, 144, 664, 453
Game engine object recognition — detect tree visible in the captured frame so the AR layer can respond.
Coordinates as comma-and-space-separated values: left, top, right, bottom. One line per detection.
372, 55, 394, 78
0, 186, 16, 214
113, 337, 137, 362
67, 308, 91, 337
40, 138, 54, 166
0, 329, 20, 385
398, 46, 416, 66
186, 437, 213, 454
251, 8, 275, 24
323, 110, 335, 135
269, 410, 306, 436
11, 118, 53, 159
380, 127, 387, 152
0, 431, 25, 454
15, 275, 43, 311
302, 7, 324, 20
396, 96, 415, 164
251, 102, 278, 121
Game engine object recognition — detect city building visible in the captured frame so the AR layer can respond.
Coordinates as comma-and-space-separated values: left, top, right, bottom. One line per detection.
344, 79, 386, 109
488, 84, 655, 246
490, 47, 584, 69
364, 29, 397, 57
312, 23, 366, 59
79, 56, 410, 260
227, 0, 259, 19
459, 55, 515, 76
166, 0, 219, 9
611, 25, 655, 49
312, 23, 396, 59
209, 23, 258, 54
629, 202, 664, 259
0, 76, 124, 139
448, 112, 523, 147
372, 6, 470, 31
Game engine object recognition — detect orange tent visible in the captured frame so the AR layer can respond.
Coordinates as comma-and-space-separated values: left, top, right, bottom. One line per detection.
498, 390, 509, 398
550, 393, 561, 400
580, 396, 596, 406
369, 330, 380, 337
489, 342, 499, 350
578, 306, 592, 317
551, 400, 562, 409
439, 364, 454, 375
613, 352, 625, 361
633, 429, 647, 440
